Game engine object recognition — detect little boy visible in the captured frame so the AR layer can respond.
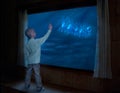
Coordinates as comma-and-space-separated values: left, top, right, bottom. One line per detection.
24, 24, 52, 92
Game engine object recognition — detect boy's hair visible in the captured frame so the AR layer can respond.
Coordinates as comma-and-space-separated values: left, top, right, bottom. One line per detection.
25, 28, 33, 38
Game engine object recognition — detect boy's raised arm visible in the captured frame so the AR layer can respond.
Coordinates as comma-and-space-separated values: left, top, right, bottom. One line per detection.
37, 24, 52, 44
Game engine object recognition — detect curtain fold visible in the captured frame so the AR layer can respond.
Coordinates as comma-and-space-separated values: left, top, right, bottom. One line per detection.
93, 0, 112, 79
17, 10, 28, 67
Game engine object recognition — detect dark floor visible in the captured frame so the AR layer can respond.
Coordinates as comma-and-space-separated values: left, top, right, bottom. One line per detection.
0, 76, 95, 93
1, 81, 92, 93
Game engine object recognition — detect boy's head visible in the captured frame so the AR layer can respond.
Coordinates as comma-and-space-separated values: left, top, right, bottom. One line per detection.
25, 28, 36, 38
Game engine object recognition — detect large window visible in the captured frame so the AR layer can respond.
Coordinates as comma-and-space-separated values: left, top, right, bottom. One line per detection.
26, 6, 97, 71
18, 0, 112, 78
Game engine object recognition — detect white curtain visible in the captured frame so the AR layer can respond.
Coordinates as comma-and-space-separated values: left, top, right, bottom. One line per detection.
17, 10, 28, 67
94, 0, 112, 79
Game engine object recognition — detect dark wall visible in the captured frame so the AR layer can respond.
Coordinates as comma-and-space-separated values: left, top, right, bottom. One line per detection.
1, 0, 18, 80
1, 0, 120, 93
109, 0, 120, 78
105, 0, 120, 92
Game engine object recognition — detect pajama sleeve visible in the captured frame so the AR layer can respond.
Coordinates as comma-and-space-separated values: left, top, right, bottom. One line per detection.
37, 30, 51, 45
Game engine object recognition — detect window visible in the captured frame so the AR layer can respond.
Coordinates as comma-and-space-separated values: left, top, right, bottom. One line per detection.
18, 0, 112, 78
25, 6, 97, 71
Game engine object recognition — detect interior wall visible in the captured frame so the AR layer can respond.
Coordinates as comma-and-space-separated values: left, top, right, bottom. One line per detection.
104, 0, 120, 92
1, 0, 18, 80
109, 0, 120, 78
1, 0, 120, 93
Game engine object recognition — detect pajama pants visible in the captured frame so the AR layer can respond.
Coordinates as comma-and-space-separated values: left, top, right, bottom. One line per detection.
25, 63, 42, 89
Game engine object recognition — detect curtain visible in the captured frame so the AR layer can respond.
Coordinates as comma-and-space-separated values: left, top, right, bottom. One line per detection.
17, 10, 28, 67
93, 0, 112, 79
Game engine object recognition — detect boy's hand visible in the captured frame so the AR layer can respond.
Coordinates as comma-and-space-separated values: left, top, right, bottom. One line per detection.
48, 24, 52, 31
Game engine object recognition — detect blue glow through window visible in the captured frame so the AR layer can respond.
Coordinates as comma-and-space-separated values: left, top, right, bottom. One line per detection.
27, 6, 97, 71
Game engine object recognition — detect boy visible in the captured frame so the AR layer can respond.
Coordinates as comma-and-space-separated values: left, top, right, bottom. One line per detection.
24, 24, 52, 92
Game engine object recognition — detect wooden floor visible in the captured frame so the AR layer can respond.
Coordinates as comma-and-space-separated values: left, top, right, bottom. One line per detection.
0, 76, 95, 93
1, 81, 92, 93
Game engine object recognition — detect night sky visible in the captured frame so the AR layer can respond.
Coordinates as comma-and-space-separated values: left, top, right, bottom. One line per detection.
27, 6, 97, 71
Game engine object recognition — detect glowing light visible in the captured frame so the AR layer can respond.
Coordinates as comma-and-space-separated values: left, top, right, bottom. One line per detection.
67, 24, 71, 29
79, 29, 83, 33
58, 17, 94, 38
75, 28, 78, 31
87, 26, 91, 30
62, 22, 65, 27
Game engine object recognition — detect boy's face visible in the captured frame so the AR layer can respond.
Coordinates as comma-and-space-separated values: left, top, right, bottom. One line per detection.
29, 29, 36, 38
